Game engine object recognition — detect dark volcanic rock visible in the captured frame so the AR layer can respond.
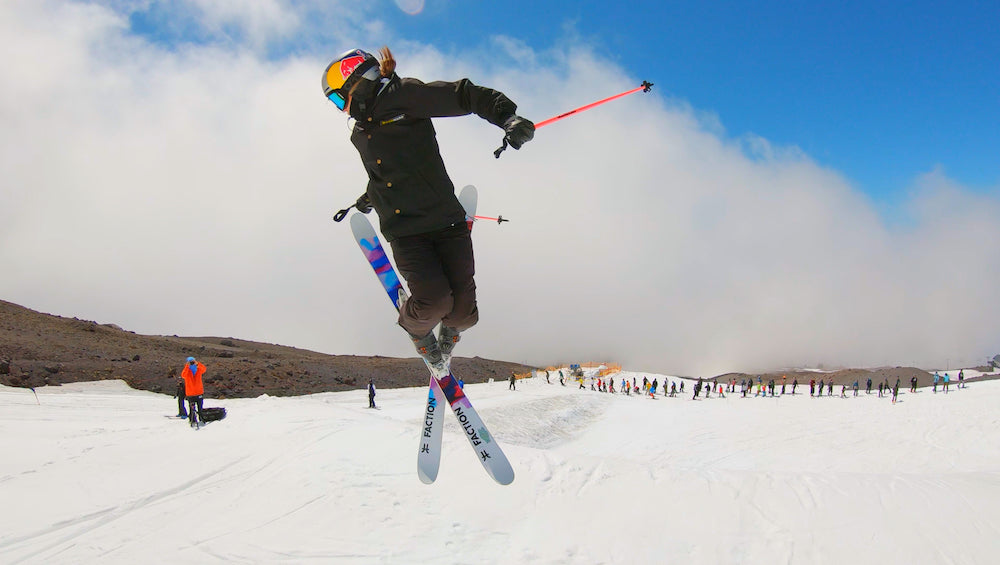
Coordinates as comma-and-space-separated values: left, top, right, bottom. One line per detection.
0, 299, 535, 398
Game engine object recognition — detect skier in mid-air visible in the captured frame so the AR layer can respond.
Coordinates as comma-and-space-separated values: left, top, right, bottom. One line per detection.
322, 47, 534, 371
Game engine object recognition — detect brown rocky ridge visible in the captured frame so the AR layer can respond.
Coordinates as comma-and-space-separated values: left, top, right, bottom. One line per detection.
0, 300, 534, 398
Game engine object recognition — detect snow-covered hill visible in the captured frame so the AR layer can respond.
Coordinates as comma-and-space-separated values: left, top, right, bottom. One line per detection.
3, 372, 999, 564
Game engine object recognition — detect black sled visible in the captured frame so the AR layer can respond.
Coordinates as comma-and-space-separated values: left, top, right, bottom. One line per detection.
200, 407, 227, 422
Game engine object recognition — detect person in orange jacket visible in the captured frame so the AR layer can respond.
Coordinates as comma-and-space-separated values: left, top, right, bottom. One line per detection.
181, 356, 206, 423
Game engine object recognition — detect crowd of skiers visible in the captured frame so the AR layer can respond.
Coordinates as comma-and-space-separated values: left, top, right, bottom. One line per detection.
562, 369, 973, 405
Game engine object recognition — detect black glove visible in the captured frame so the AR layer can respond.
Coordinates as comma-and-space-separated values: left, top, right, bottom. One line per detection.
355, 193, 372, 214
502, 115, 535, 150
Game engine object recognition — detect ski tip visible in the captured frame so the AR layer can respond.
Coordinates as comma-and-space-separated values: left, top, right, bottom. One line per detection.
418, 470, 437, 485
493, 470, 515, 486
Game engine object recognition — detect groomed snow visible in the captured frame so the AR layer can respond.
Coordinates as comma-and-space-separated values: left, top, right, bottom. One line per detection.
2, 371, 999, 564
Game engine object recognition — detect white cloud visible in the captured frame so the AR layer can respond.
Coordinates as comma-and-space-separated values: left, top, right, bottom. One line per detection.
2, 1, 998, 376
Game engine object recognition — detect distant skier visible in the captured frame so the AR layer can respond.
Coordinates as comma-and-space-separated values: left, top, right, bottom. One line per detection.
892, 380, 900, 404
853, 380, 859, 397
943, 373, 950, 393
827, 381, 833, 396
670, 382, 677, 397
810, 379, 816, 397
958, 369, 965, 389
933, 372, 939, 393
509, 372, 516, 391
878, 381, 884, 398
368, 378, 377, 408
866, 377, 872, 394
693, 379, 702, 399
910, 376, 918, 393
322, 46, 534, 372
792, 378, 798, 395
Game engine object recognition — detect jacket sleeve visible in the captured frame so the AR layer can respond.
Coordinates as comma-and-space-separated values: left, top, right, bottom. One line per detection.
397, 78, 517, 127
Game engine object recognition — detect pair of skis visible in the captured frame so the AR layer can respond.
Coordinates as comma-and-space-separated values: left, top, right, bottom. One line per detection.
349, 185, 514, 485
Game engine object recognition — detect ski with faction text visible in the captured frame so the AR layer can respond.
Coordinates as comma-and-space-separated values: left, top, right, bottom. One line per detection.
348, 193, 514, 485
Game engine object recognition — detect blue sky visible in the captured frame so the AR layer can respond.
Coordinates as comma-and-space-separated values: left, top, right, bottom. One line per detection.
379, 0, 1000, 207
125, 0, 999, 209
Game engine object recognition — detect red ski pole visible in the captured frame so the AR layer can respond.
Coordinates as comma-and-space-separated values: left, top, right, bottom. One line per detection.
495, 80, 653, 158
473, 215, 509, 224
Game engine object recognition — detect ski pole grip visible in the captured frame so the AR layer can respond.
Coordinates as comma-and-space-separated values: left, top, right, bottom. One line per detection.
333, 206, 353, 222
493, 137, 509, 159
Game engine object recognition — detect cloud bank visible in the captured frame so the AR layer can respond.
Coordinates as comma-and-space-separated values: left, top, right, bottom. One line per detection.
2, 0, 998, 375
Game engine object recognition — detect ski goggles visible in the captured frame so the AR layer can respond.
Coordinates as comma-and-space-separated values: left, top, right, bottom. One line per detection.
326, 64, 381, 110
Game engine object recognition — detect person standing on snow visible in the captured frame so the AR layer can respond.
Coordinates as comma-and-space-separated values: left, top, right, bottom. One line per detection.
368, 378, 377, 409
180, 357, 206, 424
866, 377, 872, 394
322, 47, 535, 372
173, 375, 188, 419
509, 372, 517, 391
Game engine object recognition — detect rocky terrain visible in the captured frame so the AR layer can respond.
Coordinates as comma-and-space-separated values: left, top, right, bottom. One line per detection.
0, 300, 533, 398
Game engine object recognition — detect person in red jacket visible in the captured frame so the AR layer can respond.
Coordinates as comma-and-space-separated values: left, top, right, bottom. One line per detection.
181, 356, 206, 424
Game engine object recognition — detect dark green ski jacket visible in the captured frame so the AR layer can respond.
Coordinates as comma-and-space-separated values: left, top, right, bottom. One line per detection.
350, 76, 517, 241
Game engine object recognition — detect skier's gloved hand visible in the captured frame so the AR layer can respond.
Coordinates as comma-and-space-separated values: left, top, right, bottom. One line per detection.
502, 115, 535, 150
355, 193, 373, 214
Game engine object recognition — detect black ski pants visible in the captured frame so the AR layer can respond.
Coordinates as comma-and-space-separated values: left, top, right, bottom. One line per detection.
390, 223, 478, 338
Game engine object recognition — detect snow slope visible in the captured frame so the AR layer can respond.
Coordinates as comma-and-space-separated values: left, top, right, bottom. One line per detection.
2, 372, 999, 564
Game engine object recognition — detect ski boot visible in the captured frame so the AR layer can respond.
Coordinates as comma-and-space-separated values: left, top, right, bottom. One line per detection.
410, 332, 446, 372
438, 326, 461, 359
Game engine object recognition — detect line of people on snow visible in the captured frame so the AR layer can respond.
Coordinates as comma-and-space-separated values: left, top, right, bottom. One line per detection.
565, 370, 974, 404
